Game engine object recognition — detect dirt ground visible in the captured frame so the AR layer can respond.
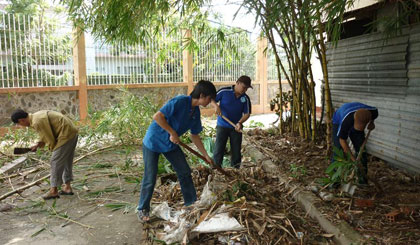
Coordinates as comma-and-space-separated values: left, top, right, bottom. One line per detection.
2, 122, 418, 244
0, 147, 147, 245
1, 143, 334, 245
247, 129, 420, 244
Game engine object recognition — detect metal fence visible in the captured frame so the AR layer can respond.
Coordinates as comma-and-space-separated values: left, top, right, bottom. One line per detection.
267, 44, 289, 81
0, 13, 260, 88
193, 31, 256, 83
86, 30, 184, 85
0, 13, 74, 88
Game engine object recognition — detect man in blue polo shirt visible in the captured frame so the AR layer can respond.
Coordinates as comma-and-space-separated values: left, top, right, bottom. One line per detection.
212, 75, 252, 169
137, 80, 216, 223
331, 102, 378, 184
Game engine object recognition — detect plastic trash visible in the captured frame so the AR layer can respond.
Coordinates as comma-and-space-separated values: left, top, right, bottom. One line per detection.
192, 213, 243, 233
151, 202, 184, 223
196, 176, 218, 208
160, 218, 190, 244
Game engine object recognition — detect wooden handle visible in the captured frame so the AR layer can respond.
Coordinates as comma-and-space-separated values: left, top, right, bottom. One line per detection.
356, 129, 371, 162
178, 142, 230, 177
221, 115, 243, 133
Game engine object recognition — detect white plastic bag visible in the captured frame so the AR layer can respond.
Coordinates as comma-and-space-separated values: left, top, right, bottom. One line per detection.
192, 213, 243, 233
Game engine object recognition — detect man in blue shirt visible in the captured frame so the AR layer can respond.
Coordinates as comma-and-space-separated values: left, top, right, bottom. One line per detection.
137, 80, 216, 223
331, 102, 378, 184
212, 75, 252, 169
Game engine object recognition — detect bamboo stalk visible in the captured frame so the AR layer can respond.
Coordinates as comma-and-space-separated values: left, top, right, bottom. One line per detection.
0, 174, 50, 201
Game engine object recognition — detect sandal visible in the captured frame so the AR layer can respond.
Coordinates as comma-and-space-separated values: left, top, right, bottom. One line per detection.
137, 209, 150, 223
59, 190, 74, 195
42, 194, 60, 200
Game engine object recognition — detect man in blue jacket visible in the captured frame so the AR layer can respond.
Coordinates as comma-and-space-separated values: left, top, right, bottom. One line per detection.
331, 102, 378, 184
137, 80, 216, 223
212, 75, 252, 169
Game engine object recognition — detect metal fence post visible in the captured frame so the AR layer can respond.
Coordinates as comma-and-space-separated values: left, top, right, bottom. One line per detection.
72, 27, 88, 120
182, 30, 193, 94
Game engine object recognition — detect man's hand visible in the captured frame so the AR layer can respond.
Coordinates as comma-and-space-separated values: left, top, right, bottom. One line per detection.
169, 132, 180, 144
31, 142, 45, 152
235, 122, 243, 132
211, 100, 221, 116
214, 106, 221, 116
367, 121, 375, 130
205, 155, 215, 166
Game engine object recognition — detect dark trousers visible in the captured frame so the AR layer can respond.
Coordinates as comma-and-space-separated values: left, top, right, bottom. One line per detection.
213, 126, 242, 168
332, 124, 368, 182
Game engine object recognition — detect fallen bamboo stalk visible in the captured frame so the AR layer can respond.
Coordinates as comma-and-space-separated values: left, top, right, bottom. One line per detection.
61, 205, 99, 228
52, 211, 94, 229
74, 144, 117, 164
0, 174, 50, 201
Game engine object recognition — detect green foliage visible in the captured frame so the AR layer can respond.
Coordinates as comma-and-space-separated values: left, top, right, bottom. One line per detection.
157, 155, 174, 175
222, 181, 252, 202
324, 146, 357, 185
247, 120, 264, 129
289, 163, 306, 179
124, 176, 141, 184
1, 127, 38, 149
65, 0, 207, 45
104, 202, 135, 213
79, 89, 158, 145
0, 0, 72, 87
86, 186, 122, 197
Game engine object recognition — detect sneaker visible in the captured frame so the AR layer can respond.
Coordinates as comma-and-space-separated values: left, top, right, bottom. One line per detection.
137, 209, 150, 223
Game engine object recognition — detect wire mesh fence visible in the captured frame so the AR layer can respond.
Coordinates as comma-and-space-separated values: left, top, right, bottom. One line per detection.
0, 13, 74, 88
267, 44, 289, 81
85, 30, 184, 85
193, 30, 256, 83
1, 13, 261, 88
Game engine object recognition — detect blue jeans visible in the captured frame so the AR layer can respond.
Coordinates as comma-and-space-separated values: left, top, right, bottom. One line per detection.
137, 145, 197, 212
213, 126, 242, 168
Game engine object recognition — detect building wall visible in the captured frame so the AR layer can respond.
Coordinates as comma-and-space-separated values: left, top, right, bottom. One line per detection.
327, 24, 420, 173
0, 91, 80, 124
87, 87, 187, 112
0, 83, 264, 125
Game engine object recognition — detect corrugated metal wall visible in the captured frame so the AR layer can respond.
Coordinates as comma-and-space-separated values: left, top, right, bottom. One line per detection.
327, 24, 420, 174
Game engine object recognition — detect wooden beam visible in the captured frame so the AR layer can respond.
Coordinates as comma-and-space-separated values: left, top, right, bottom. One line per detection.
73, 27, 88, 121
0, 156, 26, 175
182, 30, 194, 94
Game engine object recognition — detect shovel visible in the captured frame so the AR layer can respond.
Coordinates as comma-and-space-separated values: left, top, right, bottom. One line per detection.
178, 142, 230, 178
13, 147, 32, 155
354, 129, 383, 192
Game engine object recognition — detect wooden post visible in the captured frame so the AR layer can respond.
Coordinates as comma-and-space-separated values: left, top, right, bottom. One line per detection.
73, 27, 88, 121
182, 30, 193, 94
256, 37, 268, 113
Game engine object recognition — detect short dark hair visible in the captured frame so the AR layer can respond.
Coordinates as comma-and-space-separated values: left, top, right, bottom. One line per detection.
190, 80, 216, 100
237, 75, 252, 88
11, 109, 28, 123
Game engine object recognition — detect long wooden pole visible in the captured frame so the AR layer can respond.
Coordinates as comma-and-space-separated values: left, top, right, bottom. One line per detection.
178, 142, 230, 177
220, 115, 244, 133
